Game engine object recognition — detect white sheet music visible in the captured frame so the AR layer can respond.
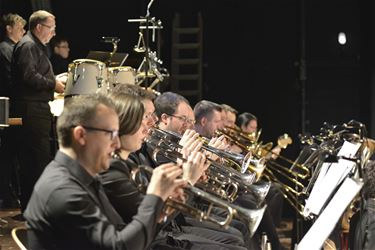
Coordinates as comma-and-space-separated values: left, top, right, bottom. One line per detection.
303, 141, 361, 217
298, 177, 363, 250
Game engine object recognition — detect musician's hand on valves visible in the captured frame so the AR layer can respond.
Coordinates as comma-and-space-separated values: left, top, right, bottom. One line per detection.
182, 150, 207, 185
179, 129, 201, 155
147, 163, 187, 201
206, 135, 227, 161
54, 79, 65, 94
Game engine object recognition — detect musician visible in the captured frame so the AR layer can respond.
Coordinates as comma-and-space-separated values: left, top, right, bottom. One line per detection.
236, 112, 258, 134
0, 13, 26, 208
0, 13, 26, 96
237, 111, 285, 227
155, 92, 195, 134
10, 10, 65, 212
102, 85, 247, 249
194, 104, 285, 250
194, 100, 223, 138
221, 104, 237, 128
49, 36, 70, 75
24, 94, 186, 250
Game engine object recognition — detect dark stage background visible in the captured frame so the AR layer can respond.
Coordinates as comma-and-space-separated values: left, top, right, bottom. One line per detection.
1, 0, 374, 160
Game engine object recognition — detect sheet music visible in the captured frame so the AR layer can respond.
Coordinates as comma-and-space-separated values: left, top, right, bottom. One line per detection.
298, 177, 363, 250
303, 141, 361, 217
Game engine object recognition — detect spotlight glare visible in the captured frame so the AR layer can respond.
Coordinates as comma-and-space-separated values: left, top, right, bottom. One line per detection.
338, 32, 347, 45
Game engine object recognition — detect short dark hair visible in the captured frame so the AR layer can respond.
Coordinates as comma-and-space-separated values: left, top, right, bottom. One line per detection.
112, 84, 156, 101
194, 100, 222, 123
154, 92, 189, 119
57, 94, 115, 147
109, 92, 144, 136
50, 36, 68, 49
29, 10, 54, 31
237, 112, 257, 128
221, 104, 238, 114
363, 160, 375, 199
1, 13, 26, 38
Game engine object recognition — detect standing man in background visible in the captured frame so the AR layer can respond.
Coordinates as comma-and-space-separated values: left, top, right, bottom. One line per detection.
0, 13, 26, 209
50, 36, 70, 75
11, 10, 65, 213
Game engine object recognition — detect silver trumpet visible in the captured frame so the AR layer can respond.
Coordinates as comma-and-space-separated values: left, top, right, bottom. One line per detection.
146, 128, 270, 204
131, 165, 266, 237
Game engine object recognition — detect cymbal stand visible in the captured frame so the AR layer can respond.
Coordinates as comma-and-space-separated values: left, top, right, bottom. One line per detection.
128, 0, 164, 89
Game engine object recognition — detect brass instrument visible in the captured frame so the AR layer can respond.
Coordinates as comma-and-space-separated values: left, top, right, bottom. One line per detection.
217, 127, 310, 215
131, 165, 266, 237
146, 128, 270, 204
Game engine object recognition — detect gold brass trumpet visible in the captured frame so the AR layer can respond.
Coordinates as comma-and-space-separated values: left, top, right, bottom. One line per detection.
131, 164, 266, 237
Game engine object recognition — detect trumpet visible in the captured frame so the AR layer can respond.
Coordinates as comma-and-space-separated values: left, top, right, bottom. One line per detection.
146, 128, 270, 204
131, 164, 266, 237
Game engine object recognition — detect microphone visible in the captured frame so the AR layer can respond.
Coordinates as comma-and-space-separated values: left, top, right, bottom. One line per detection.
102, 37, 120, 43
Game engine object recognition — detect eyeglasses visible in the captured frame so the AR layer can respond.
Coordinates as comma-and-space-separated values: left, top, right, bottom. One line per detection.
57, 45, 69, 49
40, 23, 56, 32
82, 126, 119, 140
167, 114, 196, 125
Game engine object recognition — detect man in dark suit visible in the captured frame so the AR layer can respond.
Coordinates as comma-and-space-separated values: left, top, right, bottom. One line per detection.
24, 94, 186, 250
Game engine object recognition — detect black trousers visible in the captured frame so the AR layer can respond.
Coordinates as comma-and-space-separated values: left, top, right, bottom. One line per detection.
12, 101, 53, 212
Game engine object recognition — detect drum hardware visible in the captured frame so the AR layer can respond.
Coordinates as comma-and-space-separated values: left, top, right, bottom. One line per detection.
128, 1, 168, 89
134, 32, 146, 53
101, 36, 120, 67
65, 59, 108, 97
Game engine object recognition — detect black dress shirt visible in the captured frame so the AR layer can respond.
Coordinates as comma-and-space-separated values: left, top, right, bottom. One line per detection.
11, 31, 55, 102
24, 150, 164, 250
101, 158, 147, 224
0, 37, 15, 96
50, 54, 69, 75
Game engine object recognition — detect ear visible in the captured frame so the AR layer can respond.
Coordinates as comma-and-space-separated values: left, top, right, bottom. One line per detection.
201, 117, 207, 126
72, 126, 86, 146
6, 25, 12, 34
160, 113, 169, 125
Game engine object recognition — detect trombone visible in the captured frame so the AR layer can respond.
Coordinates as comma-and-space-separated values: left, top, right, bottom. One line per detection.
131, 164, 266, 237
217, 127, 310, 215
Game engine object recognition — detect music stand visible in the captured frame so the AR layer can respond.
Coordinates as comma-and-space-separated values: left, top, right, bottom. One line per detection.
86, 51, 129, 67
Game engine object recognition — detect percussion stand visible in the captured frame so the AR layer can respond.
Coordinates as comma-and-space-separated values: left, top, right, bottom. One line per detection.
129, 0, 163, 89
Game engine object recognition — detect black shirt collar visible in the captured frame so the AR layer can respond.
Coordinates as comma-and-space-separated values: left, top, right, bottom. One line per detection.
54, 150, 96, 188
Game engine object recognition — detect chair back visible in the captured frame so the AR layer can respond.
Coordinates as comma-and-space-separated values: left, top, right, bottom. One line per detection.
11, 226, 28, 250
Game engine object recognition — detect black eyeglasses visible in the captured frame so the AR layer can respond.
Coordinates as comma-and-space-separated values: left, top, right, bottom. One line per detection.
167, 114, 195, 125
82, 126, 119, 140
